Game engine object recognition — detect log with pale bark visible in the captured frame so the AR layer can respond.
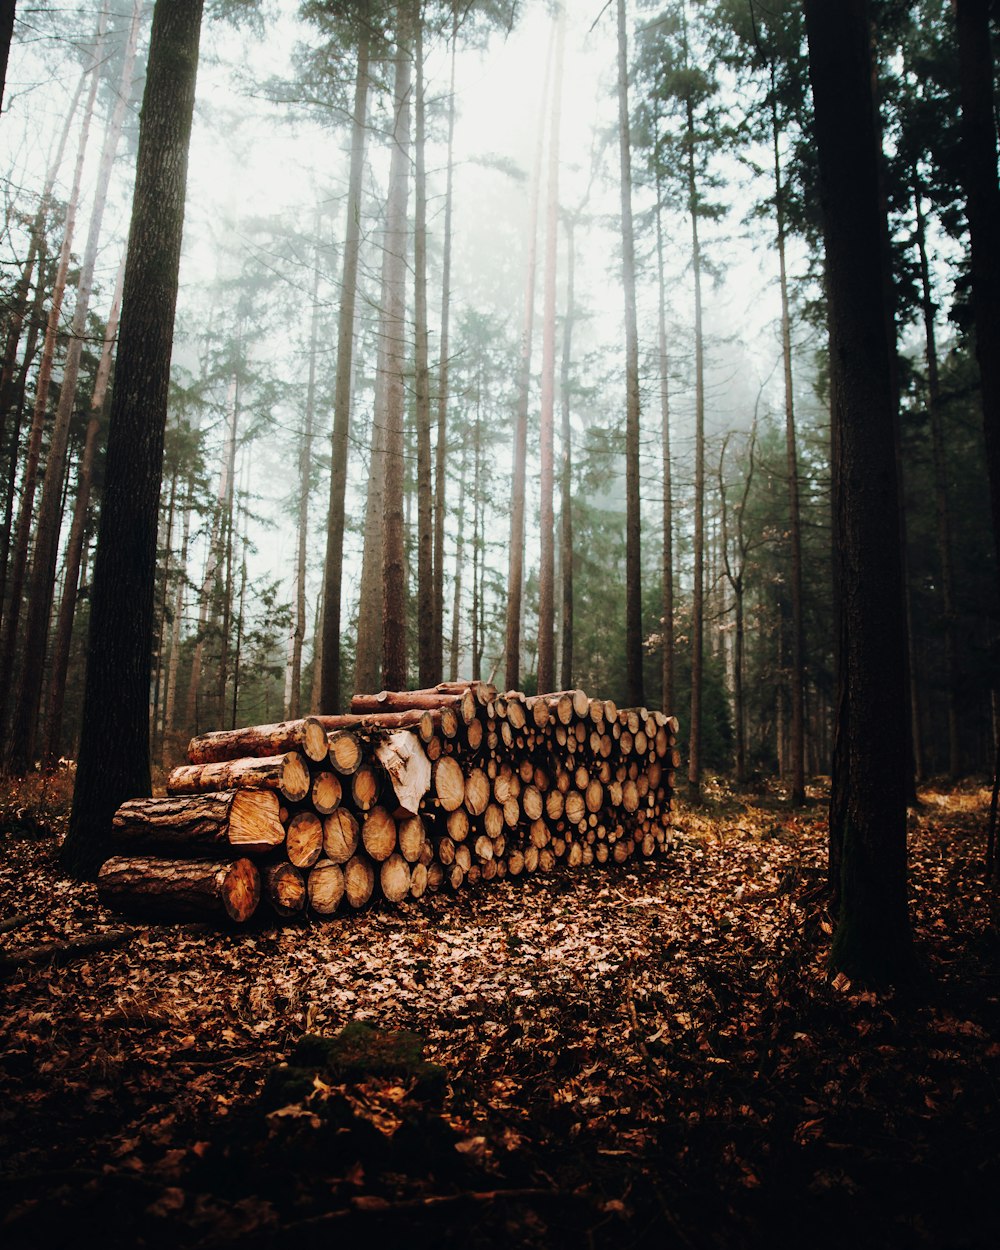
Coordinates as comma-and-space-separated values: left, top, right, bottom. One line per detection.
166, 753, 311, 803
186, 717, 328, 765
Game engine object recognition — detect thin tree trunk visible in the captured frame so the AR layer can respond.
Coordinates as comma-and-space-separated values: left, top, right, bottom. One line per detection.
319, 31, 369, 713
559, 215, 575, 692
449, 436, 467, 683
686, 84, 706, 802
7, 0, 141, 772
617, 0, 644, 709
231, 453, 250, 728
380, 4, 413, 692
0, 1, 108, 747
161, 477, 192, 767
414, 12, 434, 686
433, 12, 458, 684
64, 0, 205, 878
537, 4, 565, 696
771, 74, 806, 805
655, 172, 674, 715
914, 177, 960, 778
287, 221, 321, 720
215, 369, 240, 727
504, 27, 553, 691
152, 450, 179, 754
44, 255, 125, 763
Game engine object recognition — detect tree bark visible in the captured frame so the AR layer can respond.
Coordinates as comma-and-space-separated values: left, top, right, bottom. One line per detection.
414, 12, 434, 687
617, 0, 644, 709
433, 12, 458, 684
319, 29, 369, 713
771, 74, 806, 806
0, 0, 14, 115
537, 4, 565, 697
504, 27, 552, 690
804, 0, 915, 986
63, 0, 206, 879
955, 0, 1000, 748
654, 173, 673, 715
380, 4, 412, 692
559, 214, 575, 692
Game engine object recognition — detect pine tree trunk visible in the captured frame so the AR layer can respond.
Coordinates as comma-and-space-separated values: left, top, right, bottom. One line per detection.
288, 223, 321, 719
686, 86, 705, 802
771, 78, 806, 806
433, 14, 458, 685
161, 477, 192, 767
43, 255, 125, 762
380, 5, 413, 692
617, 0, 644, 709
63, 0, 205, 879
215, 372, 240, 727
449, 436, 467, 683
537, 4, 566, 696
913, 180, 959, 777
805, 0, 915, 986
319, 31, 369, 713
955, 0, 1000, 696
655, 177, 674, 715
414, 16, 434, 686
559, 215, 575, 692
504, 28, 553, 690
0, 1, 108, 747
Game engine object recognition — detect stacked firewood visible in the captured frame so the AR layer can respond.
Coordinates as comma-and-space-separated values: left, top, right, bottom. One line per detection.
97, 683, 679, 924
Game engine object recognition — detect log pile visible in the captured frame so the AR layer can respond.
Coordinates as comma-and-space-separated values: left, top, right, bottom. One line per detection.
97, 685, 679, 924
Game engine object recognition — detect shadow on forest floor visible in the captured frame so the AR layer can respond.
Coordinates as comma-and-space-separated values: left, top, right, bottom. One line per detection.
0, 773, 998, 1248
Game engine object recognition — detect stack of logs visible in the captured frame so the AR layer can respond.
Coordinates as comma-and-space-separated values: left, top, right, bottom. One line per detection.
97, 683, 680, 924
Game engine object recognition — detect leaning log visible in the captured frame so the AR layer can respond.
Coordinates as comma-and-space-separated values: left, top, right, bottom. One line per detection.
111, 791, 284, 856
97, 856, 260, 923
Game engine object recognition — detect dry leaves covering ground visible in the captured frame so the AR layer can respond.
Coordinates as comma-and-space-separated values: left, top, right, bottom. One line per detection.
1, 772, 999, 1248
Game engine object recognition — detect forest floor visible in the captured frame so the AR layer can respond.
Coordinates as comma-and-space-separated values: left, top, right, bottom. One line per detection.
1, 772, 998, 1250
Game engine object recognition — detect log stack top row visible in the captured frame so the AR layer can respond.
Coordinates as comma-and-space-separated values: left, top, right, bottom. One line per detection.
97, 682, 680, 925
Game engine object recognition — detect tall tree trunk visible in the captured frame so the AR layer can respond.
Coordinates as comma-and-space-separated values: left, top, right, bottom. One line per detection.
161, 477, 192, 767
380, 4, 413, 692
955, 1, 1000, 812
152, 450, 179, 755
654, 172, 673, 715
319, 31, 369, 713
686, 86, 706, 802
559, 215, 575, 692
537, 4, 565, 696
433, 12, 458, 685
414, 12, 434, 686
804, 0, 915, 985
231, 456, 250, 727
6, 0, 141, 773
44, 254, 125, 764
216, 371, 240, 727
914, 177, 960, 778
64, 0, 205, 878
0, 0, 14, 114
449, 434, 467, 683
617, 0, 644, 709
472, 393, 483, 682
504, 27, 553, 691
771, 73, 806, 806
287, 222, 321, 720
0, 1, 108, 744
